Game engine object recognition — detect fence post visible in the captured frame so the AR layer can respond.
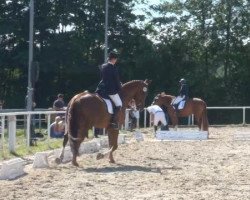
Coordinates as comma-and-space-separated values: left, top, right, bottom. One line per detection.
144, 108, 147, 128
124, 109, 129, 130
188, 115, 191, 125
243, 107, 246, 125
1, 116, 5, 153
26, 114, 31, 147
38, 114, 42, 131
136, 111, 140, 128
47, 114, 51, 144
8, 115, 16, 152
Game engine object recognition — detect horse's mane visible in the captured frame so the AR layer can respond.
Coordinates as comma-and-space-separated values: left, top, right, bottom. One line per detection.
163, 94, 175, 98
193, 97, 203, 101
122, 80, 144, 87
157, 93, 175, 99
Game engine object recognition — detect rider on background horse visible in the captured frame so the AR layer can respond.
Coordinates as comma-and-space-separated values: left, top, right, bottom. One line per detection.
172, 78, 189, 111
96, 51, 122, 129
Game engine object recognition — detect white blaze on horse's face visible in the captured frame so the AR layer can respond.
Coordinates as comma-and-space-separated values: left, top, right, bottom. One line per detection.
143, 87, 147, 92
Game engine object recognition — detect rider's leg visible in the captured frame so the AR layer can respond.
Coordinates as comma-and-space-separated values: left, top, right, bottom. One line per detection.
172, 96, 184, 116
158, 112, 169, 131
109, 94, 123, 129
154, 125, 157, 133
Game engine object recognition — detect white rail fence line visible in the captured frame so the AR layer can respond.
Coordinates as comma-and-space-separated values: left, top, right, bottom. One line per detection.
0, 110, 65, 154
144, 106, 250, 127
207, 106, 250, 125
0, 106, 250, 153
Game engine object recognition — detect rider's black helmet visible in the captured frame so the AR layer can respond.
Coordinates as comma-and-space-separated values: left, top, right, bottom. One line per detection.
108, 51, 118, 60
179, 78, 186, 84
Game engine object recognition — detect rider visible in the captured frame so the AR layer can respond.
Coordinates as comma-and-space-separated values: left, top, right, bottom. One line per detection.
96, 51, 122, 129
172, 78, 189, 111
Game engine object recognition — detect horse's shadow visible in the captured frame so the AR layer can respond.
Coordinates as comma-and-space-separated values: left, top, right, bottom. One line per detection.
82, 163, 161, 174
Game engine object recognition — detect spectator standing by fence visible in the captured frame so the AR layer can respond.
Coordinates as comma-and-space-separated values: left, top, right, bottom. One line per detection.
53, 94, 65, 111
128, 99, 139, 131
53, 94, 66, 117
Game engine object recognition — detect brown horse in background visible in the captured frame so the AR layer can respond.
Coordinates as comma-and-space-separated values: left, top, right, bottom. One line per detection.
57, 79, 151, 166
152, 92, 209, 133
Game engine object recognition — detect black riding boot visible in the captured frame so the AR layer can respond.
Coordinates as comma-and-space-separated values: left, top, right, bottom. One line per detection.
94, 128, 100, 138
111, 106, 122, 130
161, 124, 169, 131
154, 125, 157, 133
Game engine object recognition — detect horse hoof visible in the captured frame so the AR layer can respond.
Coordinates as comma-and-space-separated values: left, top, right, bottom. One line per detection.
96, 153, 104, 160
109, 160, 115, 164
55, 158, 62, 164
72, 161, 79, 167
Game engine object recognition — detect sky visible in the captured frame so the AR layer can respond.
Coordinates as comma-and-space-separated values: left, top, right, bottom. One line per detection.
133, 0, 162, 17
132, 0, 163, 26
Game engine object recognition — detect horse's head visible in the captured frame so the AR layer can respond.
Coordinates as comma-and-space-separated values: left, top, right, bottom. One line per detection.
152, 92, 166, 106
133, 79, 152, 111
122, 79, 151, 111
152, 92, 174, 106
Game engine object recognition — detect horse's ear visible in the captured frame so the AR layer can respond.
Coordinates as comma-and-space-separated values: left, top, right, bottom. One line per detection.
144, 79, 152, 85
160, 92, 166, 96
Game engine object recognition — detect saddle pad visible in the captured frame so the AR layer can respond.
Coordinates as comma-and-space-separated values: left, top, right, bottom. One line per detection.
103, 98, 114, 114
178, 101, 185, 109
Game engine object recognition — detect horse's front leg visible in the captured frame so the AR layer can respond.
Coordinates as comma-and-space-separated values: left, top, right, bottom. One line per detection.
108, 128, 119, 163
194, 114, 202, 130
168, 106, 179, 130
96, 128, 118, 163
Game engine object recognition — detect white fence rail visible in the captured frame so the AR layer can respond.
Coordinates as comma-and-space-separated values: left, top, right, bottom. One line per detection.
0, 106, 250, 153
0, 110, 65, 153
207, 106, 250, 125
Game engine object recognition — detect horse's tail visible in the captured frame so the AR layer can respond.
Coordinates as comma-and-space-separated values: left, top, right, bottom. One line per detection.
201, 103, 209, 133
67, 92, 88, 141
67, 98, 78, 140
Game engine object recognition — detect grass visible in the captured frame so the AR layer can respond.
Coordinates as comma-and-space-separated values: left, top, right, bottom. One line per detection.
0, 128, 129, 162
0, 129, 64, 161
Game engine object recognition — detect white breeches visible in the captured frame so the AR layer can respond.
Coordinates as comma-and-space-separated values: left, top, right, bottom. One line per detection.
172, 95, 185, 105
154, 112, 167, 126
109, 94, 123, 107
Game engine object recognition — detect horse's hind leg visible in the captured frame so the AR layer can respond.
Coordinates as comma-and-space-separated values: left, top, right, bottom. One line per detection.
70, 128, 87, 167
55, 133, 68, 164
70, 138, 82, 167
60, 134, 69, 159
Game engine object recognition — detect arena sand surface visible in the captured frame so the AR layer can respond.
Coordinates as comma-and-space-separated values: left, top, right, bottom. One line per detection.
0, 126, 250, 200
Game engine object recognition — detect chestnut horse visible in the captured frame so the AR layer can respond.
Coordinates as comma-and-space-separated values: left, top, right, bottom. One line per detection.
57, 79, 151, 166
152, 92, 209, 132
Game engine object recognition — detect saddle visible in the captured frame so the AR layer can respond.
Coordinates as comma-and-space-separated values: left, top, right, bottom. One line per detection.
177, 100, 186, 110
95, 93, 114, 114
95, 86, 121, 129
172, 96, 187, 110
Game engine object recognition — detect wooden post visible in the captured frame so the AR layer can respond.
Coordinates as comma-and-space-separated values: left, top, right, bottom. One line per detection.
8, 115, 16, 152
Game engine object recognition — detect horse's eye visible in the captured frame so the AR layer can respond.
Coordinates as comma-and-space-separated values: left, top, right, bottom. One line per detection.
143, 87, 147, 92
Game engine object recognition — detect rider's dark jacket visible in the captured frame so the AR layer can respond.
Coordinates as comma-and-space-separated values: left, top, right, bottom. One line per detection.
96, 62, 121, 98
179, 83, 189, 100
